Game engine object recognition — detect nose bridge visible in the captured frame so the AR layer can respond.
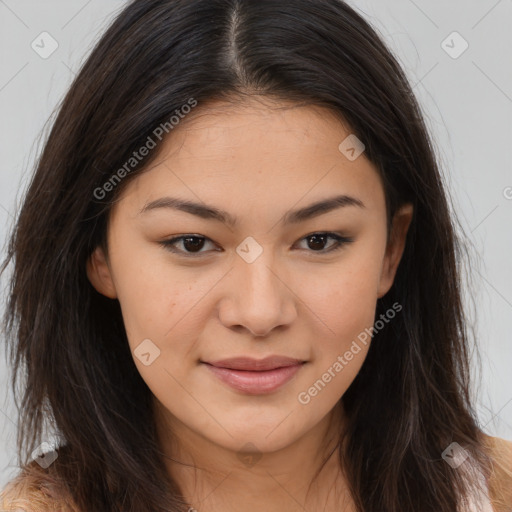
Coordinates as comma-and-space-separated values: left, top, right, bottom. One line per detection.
220, 238, 296, 336
238, 241, 282, 308
239, 248, 280, 302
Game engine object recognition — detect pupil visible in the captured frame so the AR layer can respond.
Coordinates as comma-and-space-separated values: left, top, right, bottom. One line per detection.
181, 235, 329, 253
308, 235, 326, 251
183, 237, 204, 252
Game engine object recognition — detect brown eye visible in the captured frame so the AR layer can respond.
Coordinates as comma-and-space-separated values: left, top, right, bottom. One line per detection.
305, 234, 331, 251
180, 236, 206, 252
297, 233, 354, 253
160, 232, 353, 258
161, 235, 217, 255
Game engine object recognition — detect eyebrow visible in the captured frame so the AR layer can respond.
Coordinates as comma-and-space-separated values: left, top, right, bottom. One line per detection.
138, 194, 365, 227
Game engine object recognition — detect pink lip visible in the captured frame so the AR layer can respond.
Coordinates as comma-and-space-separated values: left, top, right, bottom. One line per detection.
206, 355, 305, 371
202, 356, 306, 394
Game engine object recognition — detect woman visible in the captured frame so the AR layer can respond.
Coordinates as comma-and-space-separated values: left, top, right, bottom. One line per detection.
1, 0, 511, 511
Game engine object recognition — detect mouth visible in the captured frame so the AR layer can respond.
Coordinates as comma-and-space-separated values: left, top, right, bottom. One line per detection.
201, 356, 307, 395
204, 355, 306, 371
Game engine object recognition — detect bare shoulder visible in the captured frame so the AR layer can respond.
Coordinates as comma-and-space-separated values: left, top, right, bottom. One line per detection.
481, 434, 512, 511
0, 461, 80, 512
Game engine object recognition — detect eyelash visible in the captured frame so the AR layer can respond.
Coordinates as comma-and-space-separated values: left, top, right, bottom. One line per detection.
159, 232, 354, 257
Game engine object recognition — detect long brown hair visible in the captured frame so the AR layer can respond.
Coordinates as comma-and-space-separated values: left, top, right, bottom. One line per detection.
1, 0, 503, 510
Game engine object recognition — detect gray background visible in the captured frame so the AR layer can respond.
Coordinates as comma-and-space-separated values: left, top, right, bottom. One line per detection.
1, 0, 511, 490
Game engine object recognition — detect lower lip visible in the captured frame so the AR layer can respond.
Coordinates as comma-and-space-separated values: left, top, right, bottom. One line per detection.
203, 363, 304, 395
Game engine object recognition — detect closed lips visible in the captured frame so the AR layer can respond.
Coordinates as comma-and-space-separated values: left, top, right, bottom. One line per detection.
203, 356, 306, 371
202, 357, 307, 395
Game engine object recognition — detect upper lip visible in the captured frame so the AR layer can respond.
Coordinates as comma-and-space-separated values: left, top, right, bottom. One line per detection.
203, 356, 305, 371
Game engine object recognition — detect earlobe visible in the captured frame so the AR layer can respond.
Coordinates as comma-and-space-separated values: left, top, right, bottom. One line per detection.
86, 246, 118, 299
377, 203, 413, 299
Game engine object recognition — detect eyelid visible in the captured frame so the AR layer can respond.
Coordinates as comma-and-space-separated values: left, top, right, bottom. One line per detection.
159, 232, 354, 257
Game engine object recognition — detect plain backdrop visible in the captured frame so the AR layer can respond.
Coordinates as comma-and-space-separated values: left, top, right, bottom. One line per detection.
1, 0, 511, 490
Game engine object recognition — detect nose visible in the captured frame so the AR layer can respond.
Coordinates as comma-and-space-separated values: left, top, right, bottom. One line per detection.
218, 254, 297, 338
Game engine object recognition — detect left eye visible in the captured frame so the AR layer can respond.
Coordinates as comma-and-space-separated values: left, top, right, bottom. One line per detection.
296, 232, 353, 252
160, 232, 353, 257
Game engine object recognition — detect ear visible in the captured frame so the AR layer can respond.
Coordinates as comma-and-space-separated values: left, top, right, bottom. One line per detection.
377, 203, 413, 299
86, 246, 118, 299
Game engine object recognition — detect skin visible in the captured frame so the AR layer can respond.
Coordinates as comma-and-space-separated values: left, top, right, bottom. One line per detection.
87, 97, 413, 511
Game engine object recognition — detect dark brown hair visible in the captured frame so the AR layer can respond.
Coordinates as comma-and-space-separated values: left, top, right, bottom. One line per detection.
1, 0, 499, 510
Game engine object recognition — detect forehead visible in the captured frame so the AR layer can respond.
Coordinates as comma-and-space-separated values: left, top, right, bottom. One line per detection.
163, 97, 352, 160
114, 97, 386, 221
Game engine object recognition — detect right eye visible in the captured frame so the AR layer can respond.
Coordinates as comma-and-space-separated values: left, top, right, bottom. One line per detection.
160, 235, 220, 257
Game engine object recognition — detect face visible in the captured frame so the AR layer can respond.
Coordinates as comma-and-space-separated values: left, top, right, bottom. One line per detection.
87, 98, 412, 458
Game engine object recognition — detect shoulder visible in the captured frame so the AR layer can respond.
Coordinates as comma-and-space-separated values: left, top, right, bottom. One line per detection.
1, 459, 80, 512
480, 434, 512, 511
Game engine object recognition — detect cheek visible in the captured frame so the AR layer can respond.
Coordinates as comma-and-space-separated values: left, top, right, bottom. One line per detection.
296, 250, 383, 406
306, 255, 382, 343
108, 237, 196, 340
110, 253, 204, 404
113, 263, 174, 340
108, 241, 218, 389
295, 276, 376, 413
